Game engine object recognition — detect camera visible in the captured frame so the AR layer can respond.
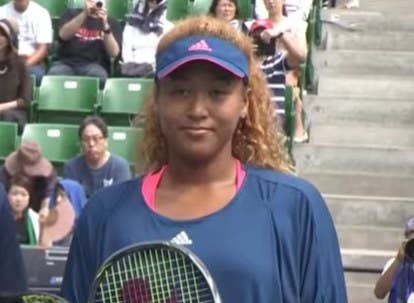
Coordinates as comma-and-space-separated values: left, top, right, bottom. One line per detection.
92, 0, 104, 9
248, 20, 276, 57
250, 27, 276, 57
405, 238, 414, 262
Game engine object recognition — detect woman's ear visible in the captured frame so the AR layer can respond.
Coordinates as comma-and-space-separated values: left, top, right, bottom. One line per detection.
240, 88, 251, 119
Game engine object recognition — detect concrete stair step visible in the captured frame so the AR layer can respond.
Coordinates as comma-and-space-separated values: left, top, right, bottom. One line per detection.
306, 97, 414, 127
337, 225, 403, 251
294, 144, 414, 176
326, 194, 414, 228
297, 172, 414, 198
356, 0, 414, 13
326, 30, 414, 52
309, 124, 414, 148
317, 74, 414, 99
314, 50, 414, 75
322, 10, 414, 32
345, 271, 386, 303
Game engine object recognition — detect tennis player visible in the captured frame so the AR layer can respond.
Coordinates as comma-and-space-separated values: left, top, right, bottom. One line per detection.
62, 15, 347, 303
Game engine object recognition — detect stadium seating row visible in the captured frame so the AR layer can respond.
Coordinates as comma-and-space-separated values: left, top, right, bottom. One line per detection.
31, 76, 152, 126
0, 122, 142, 172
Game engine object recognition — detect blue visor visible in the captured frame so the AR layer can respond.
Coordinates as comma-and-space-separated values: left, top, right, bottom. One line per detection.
155, 35, 249, 79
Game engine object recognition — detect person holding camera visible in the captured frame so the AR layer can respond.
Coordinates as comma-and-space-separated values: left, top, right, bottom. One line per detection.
48, 0, 121, 87
248, 0, 305, 133
374, 216, 414, 302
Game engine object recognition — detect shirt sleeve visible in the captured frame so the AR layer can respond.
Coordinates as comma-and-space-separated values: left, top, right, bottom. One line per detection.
35, 8, 53, 44
270, 179, 347, 302
299, 186, 347, 302
121, 24, 134, 63
61, 199, 100, 303
113, 157, 132, 183
0, 184, 28, 293
57, 9, 78, 41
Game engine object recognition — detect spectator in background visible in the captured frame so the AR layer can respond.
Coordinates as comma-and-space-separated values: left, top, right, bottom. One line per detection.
251, 0, 307, 140
374, 216, 414, 302
63, 116, 131, 198
48, 0, 122, 88
0, 18, 30, 130
7, 175, 39, 245
0, 0, 52, 86
120, 0, 173, 77
0, 142, 57, 213
209, 0, 247, 32
0, 183, 28, 294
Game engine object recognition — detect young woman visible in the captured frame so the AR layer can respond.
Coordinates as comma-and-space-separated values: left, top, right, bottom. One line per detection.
62, 16, 347, 303
0, 18, 30, 130
209, 0, 246, 32
7, 175, 39, 245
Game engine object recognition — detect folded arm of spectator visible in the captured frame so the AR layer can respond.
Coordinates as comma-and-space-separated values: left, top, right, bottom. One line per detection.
59, 10, 88, 41
25, 44, 48, 67
278, 31, 306, 68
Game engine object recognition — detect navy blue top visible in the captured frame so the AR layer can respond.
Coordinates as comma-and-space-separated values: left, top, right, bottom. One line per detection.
0, 183, 28, 294
62, 165, 347, 303
63, 154, 132, 198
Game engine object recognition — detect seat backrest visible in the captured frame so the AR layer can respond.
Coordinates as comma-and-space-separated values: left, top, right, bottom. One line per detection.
107, 126, 143, 165
21, 124, 80, 163
101, 78, 151, 114
36, 76, 99, 123
189, 0, 212, 16
166, 0, 189, 21
106, 0, 130, 21
33, 0, 68, 19
238, 0, 253, 20
0, 122, 18, 161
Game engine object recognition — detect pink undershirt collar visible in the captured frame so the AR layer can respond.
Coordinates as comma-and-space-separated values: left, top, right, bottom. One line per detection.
141, 160, 246, 211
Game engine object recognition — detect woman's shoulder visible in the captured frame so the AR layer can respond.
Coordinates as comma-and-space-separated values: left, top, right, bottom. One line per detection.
244, 165, 323, 202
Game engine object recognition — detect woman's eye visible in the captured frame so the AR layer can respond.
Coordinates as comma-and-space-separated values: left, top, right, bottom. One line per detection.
171, 88, 190, 96
210, 89, 227, 97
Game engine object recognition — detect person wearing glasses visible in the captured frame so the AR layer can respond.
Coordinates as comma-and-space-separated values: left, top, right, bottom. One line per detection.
63, 116, 131, 198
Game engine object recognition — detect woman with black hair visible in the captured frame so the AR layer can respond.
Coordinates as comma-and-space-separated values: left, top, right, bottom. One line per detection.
0, 18, 30, 130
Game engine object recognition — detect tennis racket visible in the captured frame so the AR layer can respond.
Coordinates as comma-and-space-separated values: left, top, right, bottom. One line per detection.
0, 292, 69, 303
88, 241, 222, 303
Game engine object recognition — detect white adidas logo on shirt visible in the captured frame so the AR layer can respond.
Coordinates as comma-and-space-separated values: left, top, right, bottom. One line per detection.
171, 231, 193, 245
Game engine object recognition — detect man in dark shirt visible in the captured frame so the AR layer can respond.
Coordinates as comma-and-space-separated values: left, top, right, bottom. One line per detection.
48, 0, 122, 87
0, 183, 27, 295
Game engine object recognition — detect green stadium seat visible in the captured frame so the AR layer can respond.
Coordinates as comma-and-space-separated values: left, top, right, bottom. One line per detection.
0, 0, 8, 6
107, 126, 143, 166
237, 0, 253, 20
166, 0, 189, 21
68, 0, 130, 21
33, 0, 67, 19
0, 122, 18, 162
21, 123, 80, 172
33, 76, 99, 124
99, 78, 152, 126
189, 0, 212, 16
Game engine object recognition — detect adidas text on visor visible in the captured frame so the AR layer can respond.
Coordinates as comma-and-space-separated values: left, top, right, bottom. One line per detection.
155, 35, 249, 79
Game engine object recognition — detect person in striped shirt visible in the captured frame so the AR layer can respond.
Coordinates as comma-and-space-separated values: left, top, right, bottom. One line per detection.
248, 13, 305, 132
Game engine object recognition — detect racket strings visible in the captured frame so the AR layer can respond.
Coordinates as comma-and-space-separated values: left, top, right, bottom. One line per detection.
93, 248, 215, 303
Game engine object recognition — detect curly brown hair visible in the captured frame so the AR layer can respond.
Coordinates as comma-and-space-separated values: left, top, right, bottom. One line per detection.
137, 15, 291, 173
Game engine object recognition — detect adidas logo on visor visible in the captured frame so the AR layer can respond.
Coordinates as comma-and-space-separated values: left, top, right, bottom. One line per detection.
188, 39, 212, 52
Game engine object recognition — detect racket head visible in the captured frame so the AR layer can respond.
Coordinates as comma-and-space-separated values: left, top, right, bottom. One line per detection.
88, 241, 222, 303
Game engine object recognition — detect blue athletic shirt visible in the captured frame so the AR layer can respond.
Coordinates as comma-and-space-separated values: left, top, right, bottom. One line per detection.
61, 165, 347, 303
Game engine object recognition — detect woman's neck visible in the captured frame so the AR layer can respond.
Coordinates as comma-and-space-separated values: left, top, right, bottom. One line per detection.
269, 13, 284, 23
163, 150, 237, 188
87, 151, 110, 170
13, 211, 24, 220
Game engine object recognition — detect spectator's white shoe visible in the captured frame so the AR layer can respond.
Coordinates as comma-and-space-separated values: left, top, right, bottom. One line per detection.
344, 0, 360, 8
